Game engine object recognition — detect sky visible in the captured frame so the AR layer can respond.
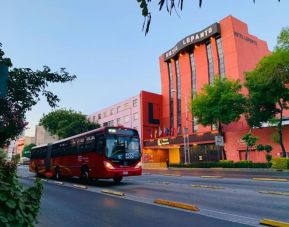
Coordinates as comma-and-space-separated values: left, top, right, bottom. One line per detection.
1, 0, 289, 137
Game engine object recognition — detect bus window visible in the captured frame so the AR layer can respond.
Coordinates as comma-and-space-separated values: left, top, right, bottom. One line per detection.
96, 136, 105, 153
85, 135, 95, 151
77, 137, 85, 153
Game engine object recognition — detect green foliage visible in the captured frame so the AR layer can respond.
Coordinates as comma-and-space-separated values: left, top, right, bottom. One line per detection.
0, 148, 43, 226
242, 133, 258, 147
256, 144, 264, 151
264, 145, 273, 153
40, 109, 100, 139
0, 44, 76, 147
271, 158, 289, 169
22, 143, 36, 158
245, 44, 289, 157
191, 77, 246, 133
137, 0, 281, 35
266, 154, 272, 163
276, 26, 289, 51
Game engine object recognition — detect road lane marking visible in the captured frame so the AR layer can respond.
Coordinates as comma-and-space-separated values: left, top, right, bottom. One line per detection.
72, 184, 87, 189
101, 189, 125, 196
200, 176, 223, 178
154, 199, 199, 211
53, 181, 64, 185
164, 174, 182, 177
259, 191, 289, 196
192, 184, 224, 190
158, 181, 170, 185
41, 179, 48, 182
260, 219, 289, 227
252, 178, 288, 182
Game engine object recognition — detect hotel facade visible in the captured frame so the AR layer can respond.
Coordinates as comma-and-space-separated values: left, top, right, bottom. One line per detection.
142, 15, 289, 164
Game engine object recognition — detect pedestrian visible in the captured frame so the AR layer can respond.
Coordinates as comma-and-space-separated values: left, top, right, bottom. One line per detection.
166, 159, 169, 168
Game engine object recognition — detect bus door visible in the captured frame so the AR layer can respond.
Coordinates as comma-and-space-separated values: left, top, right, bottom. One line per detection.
45, 143, 53, 172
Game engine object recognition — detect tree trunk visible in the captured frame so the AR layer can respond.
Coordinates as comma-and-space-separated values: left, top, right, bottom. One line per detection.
218, 121, 226, 160
278, 101, 287, 157
245, 146, 248, 161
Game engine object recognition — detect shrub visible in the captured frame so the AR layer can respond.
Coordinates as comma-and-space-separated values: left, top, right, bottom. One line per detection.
266, 154, 272, 163
271, 158, 289, 169
0, 148, 43, 226
169, 161, 271, 168
219, 160, 234, 168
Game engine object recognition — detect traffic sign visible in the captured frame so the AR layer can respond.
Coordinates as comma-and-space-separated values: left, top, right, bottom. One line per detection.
215, 135, 224, 146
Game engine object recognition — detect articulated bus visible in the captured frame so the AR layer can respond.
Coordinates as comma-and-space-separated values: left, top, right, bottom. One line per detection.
29, 126, 142, 183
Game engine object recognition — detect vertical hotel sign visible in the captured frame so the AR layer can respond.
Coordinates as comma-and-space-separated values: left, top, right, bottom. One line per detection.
164, 23, 220, 61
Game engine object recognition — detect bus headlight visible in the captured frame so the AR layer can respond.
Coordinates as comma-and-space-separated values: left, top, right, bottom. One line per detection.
134, 161, 142, 169
104, 161, 115, 170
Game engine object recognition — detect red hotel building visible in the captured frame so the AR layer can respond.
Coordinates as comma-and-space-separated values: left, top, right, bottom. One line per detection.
142, 15, 289, 164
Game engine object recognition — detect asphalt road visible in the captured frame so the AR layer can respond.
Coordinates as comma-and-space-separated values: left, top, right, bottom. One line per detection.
18, 166, 289, 226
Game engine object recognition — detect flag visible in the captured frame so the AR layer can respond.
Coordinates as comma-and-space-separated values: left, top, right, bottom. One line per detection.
150, 129, 153, 138
170, 128, 174, 136
164, 128, 169, 136
158, 127, 162, 137
177, 127, 182, 135
154, 130, 157, 138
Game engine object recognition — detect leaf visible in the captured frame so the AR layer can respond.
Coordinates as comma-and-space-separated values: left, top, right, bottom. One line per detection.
0, 216, 8, 223
0, 193, 8, 201
5, 199, 17, 209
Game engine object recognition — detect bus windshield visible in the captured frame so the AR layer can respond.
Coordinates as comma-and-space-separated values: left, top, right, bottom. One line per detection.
105, 135, 140, 160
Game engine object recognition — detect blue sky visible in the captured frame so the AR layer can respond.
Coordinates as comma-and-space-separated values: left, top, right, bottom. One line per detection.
1, 0, 288, 136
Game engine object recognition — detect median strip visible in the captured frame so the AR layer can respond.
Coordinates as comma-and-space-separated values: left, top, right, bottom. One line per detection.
73, 184, 87, 189
192, 184, 224, 190
260, 219, 289, 227
200, 176, 223, 178
101, 189, 125, 196
259, 191, 289, 196
154, 199, 199, 211
252, 178, 288, 182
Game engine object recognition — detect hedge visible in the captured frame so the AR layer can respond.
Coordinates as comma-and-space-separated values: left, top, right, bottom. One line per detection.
169, 161, 271, 168
271, 158, 289, 169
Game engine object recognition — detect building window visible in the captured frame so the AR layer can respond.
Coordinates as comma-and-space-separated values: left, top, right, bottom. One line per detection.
189, 52, 197, 100
193, 117, 198, 132
168, 62, 174, 130
124, 116, 130, 123
103, 122, 108, 127
133, 99, 138, 107
206, 42, 214, 85
175, 59, 182, 133
108, 120, 114, 126
216, 37, 225, 77
117, 118, 121, 125
110, 108, 116, 115
98, 114, 101, 120
133, 112, 138, 120
103, 112, 107, 118
92, 116, 96, 122
124, 102, 129, 109
117, 106, 121, 113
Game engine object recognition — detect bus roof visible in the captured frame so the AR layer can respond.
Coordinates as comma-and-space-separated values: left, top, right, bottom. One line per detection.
31, 126, 137, 149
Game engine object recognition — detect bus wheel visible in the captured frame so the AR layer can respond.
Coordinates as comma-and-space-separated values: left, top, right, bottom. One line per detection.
35, 166, 40, 177
55, 167, 61, 180
81, 166, 89, 182
113, 176, 123, 184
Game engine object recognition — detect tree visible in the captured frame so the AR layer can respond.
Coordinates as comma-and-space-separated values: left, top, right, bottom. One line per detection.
242, 132, 258, 161
245, 44, 289, 158
0, 44, 76, 147
256, 144, 273, 163
39, 109, 100, 139
276, 26, 289, 51
191, 77, 247, 159
137, 0, 281, 35
22, 143, 36, 158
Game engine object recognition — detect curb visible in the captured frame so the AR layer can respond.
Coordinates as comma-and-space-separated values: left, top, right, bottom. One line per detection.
259, 191, 289, 196
252, 178, 288, 182
101, 189, 125, 196
154, 199, 199, 211
260, 219, 289, 227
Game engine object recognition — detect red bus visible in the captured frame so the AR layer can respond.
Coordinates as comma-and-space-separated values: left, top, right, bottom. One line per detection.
29, 126, 142, 183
